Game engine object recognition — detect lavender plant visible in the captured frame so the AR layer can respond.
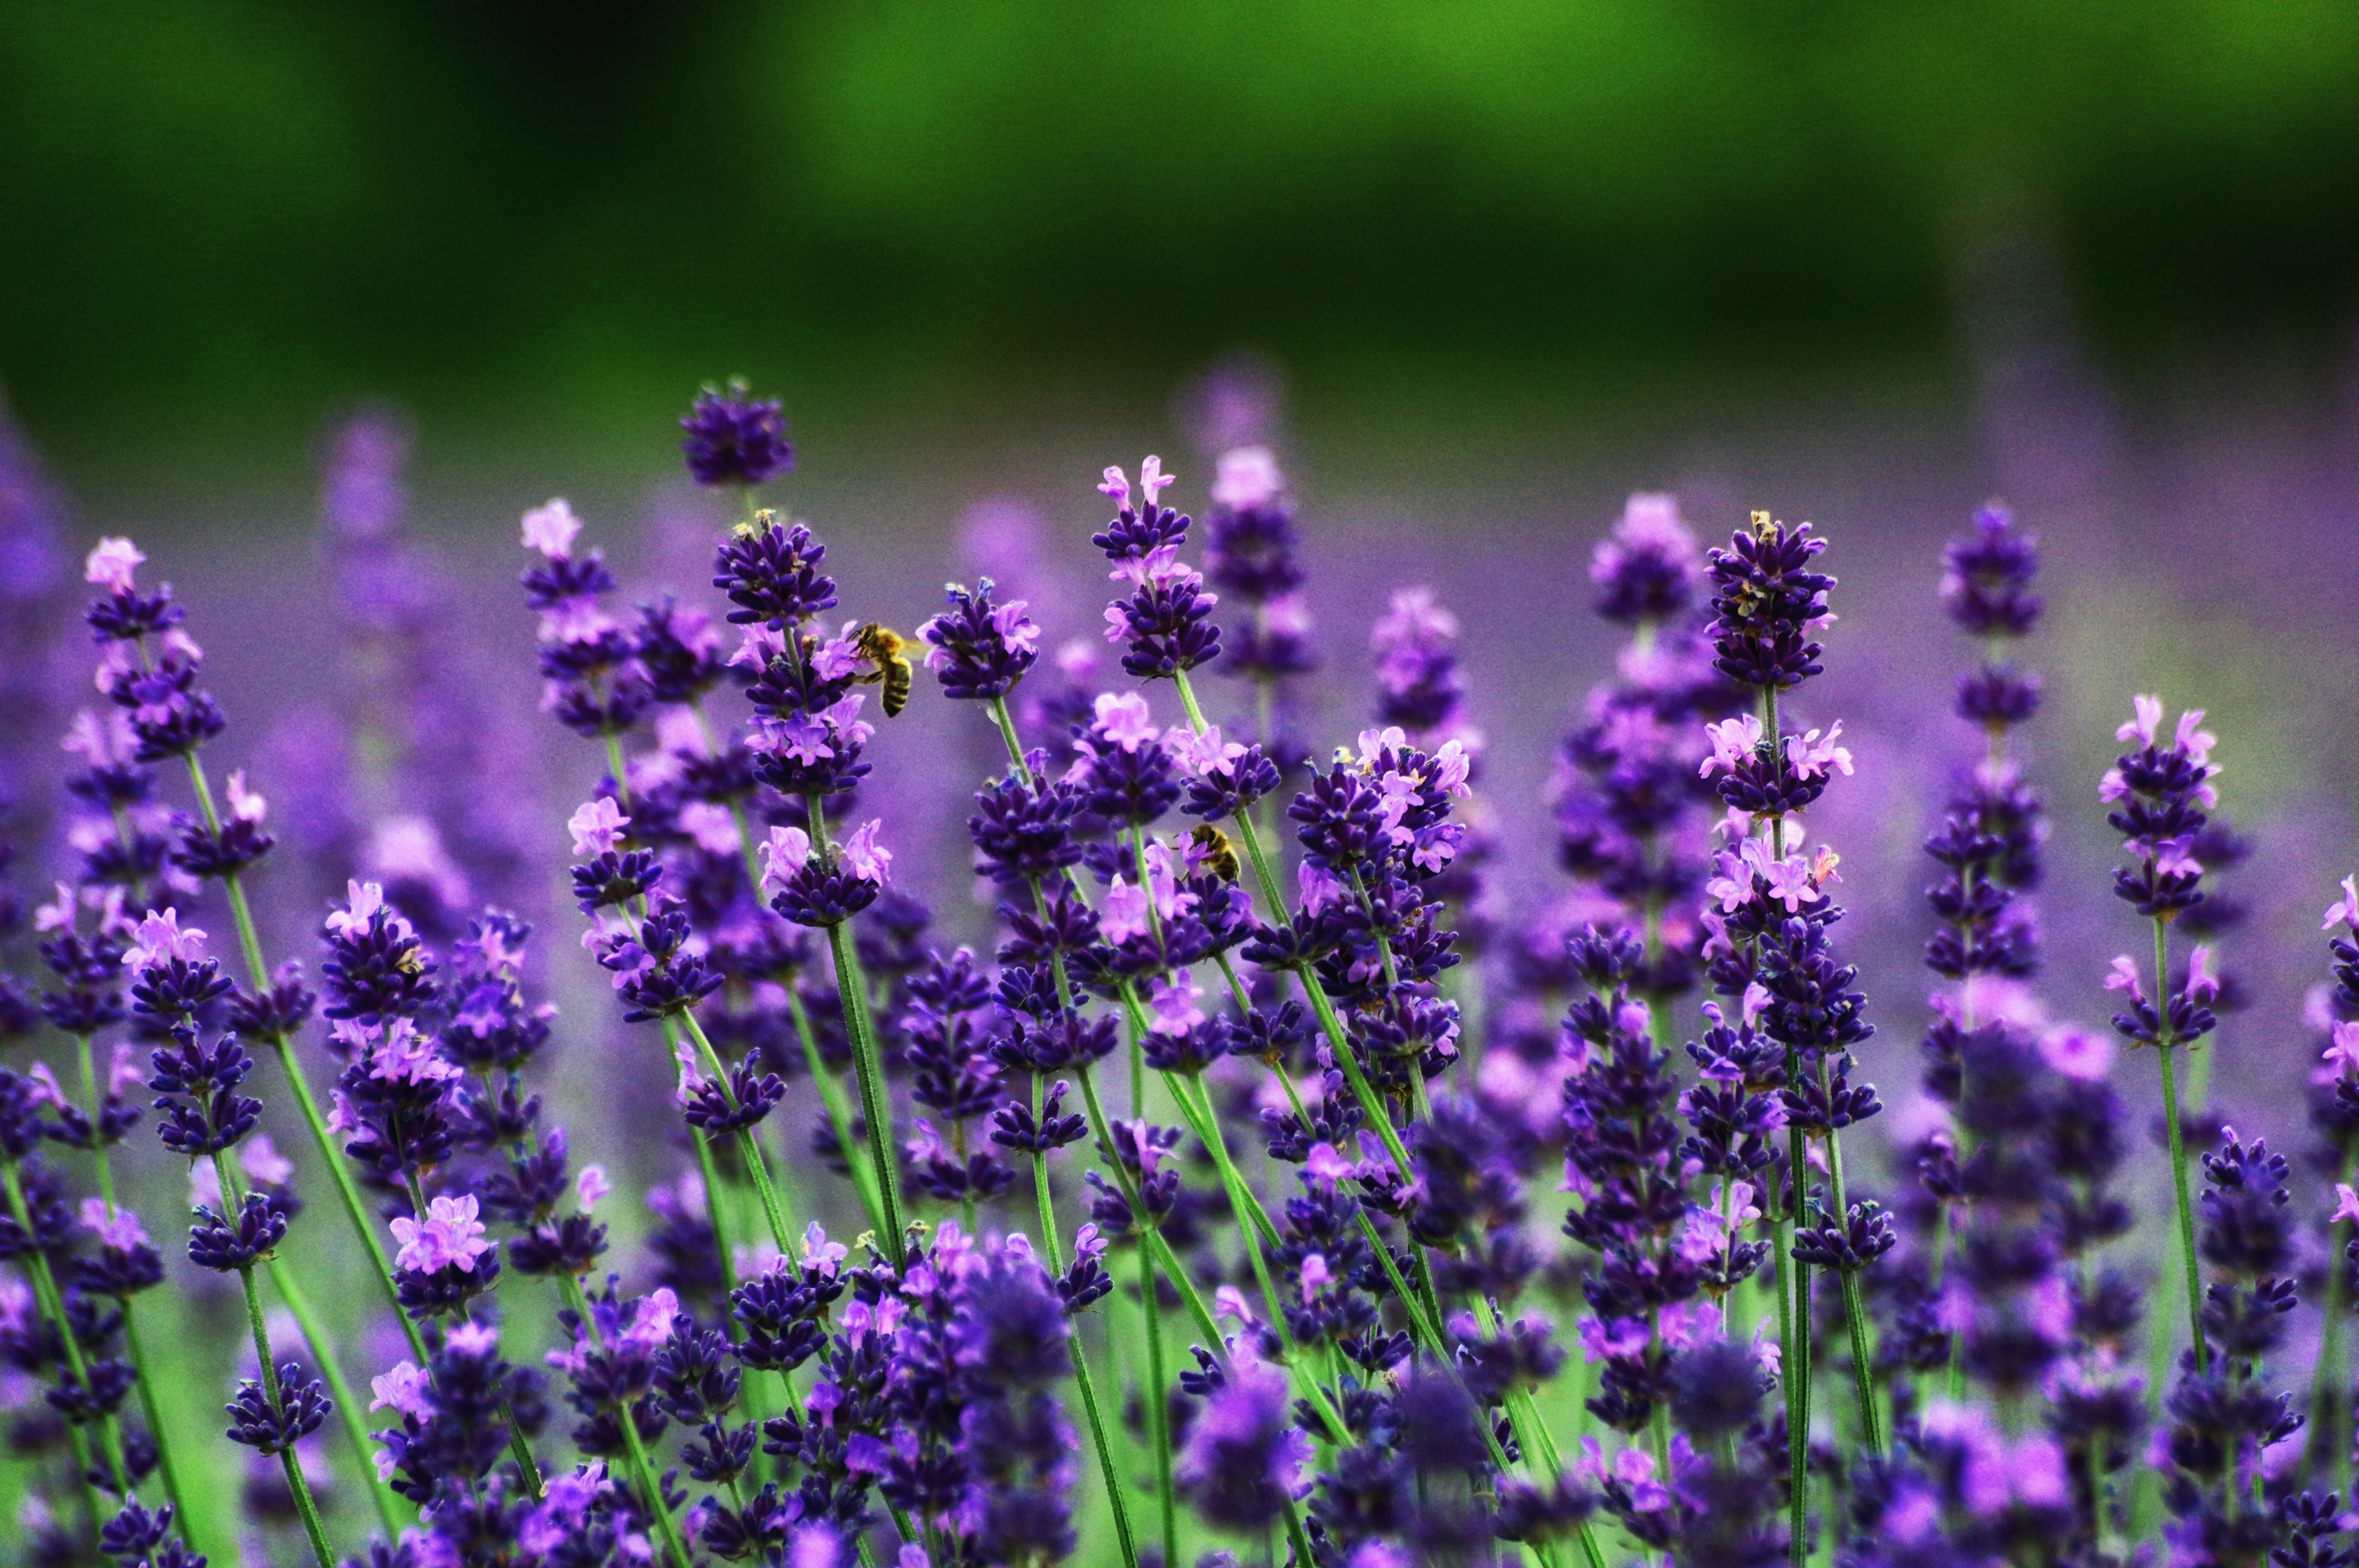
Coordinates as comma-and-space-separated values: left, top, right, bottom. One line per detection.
5, 390, 2359, 1568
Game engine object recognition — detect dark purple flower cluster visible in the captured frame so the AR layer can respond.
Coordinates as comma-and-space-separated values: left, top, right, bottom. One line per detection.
520, 501, 652, 739
1545, 496, 1742, 1012
680, 379, 793, 488
1561, 931, 1754, 1433
2157, 1130, 2307, 1559
1703, 511, 1835, 692
2103, 694, 2220, 921
918, 578, 1040, 702
1095, 459, 1221, 680
899, 947, 1015, 1204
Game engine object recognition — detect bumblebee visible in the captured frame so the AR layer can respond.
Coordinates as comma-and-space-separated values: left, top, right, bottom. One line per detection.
1189, 823, 1241, 882
852, 623, 916, 717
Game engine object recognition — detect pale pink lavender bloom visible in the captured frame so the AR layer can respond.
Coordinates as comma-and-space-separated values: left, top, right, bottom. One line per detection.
568, 797, 631, 857
369, 1361, 435, 1423
759, 825, 812, 891
2324, 875, 2359, 932
122, 907, 207, 970
325, 879, 397, 938
839, 820, 892, 884
390, 1193, 493, 1275
78, 1199, 149, 1252
83, 536, 144, 592
520, 499, 583, 559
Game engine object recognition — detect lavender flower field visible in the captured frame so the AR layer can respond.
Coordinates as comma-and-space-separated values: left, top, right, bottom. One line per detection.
5, 373, 2359, 1568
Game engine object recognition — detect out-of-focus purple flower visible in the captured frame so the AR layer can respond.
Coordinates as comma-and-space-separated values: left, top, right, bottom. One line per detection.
681, 379, 793, 488
390, 1193, 493, 1276
1175, 1355, 1310, 1532
1590, 492, 1704, 626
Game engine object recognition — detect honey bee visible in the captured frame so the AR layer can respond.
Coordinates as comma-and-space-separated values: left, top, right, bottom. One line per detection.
1189, 823, 1241, 882
851, 623, 915, 717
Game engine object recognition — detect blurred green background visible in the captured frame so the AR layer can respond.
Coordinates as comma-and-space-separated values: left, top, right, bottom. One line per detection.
6, 0, 2359, 474
8, 10, 2359, 1559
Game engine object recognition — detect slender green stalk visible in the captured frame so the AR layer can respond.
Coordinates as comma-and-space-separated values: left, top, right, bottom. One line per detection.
2152, 918, 2208, 1373
182, 751, 431, 1367
1028, 1075, 1140, 1568
557, 1271, 695, 1568
1070, 1066, 1231, 1356
1164, 1073, 1351, 1443
69, 1035, 193, 1529
1167, 673, 1577, 1515
784, 986, 889, 1234
2311, 1147, 2359, 1488
1281, 1496, 1318, 1568
215, 1152, 334, 1568
264, 1254, 404, 1536
5, 1160, 132, 1497
1140, 1238, 1179, 1568
678, 1011, 805, 1264
115, 1300, 187, 1523
1816, 1066, 1881, 1456
823, 915, 905, 1264
1771, 1206, 1800, 1559
1751, 699, 1814, 1568
1786, 1120, 1812, 1567
800, 792, 907, 1265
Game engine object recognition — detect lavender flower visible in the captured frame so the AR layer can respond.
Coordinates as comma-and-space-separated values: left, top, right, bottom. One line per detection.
681, 379, 794, 488
918, 578, 1040, 702
1096, 459, 1221, 681
1176, 1352, 1310, 1534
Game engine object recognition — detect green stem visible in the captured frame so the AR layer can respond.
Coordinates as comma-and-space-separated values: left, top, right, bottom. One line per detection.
71, 1037, 194, 1528
1772, 1208, 1800, 1563
1164, 1073, 1350, 1443
558, 1272, 694, 1568
1071, 1066, 1229, 1355
1786, 1117, 1812, 1568
264, 1254, 405, 1537
3, 1161, 131, 1496
678, 1011, 804, 1265
187, 766, 427, 1365
802, 789, 907, 1265
117, 1300, 190, 1528
2313, 1146, 2358, 1489
1028, 1076, 1141, 1568
1140, 1238, 1179, 1568
2153, 918, 2208, 1374
224, 1206, 334, 1568
785, 986, 889, 1236
824, 915, 905, 1264
1816, 1069, 1881, 1457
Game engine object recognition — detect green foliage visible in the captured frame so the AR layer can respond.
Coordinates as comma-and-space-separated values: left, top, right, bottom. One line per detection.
3, 1, 2358, 419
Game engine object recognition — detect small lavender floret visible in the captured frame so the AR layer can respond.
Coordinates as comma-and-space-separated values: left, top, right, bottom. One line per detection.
224, 1365, 330, 1454
918, 578, 1039, 701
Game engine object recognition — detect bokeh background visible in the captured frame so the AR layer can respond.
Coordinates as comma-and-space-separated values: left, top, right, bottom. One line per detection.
6, 4, 2359, 1552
